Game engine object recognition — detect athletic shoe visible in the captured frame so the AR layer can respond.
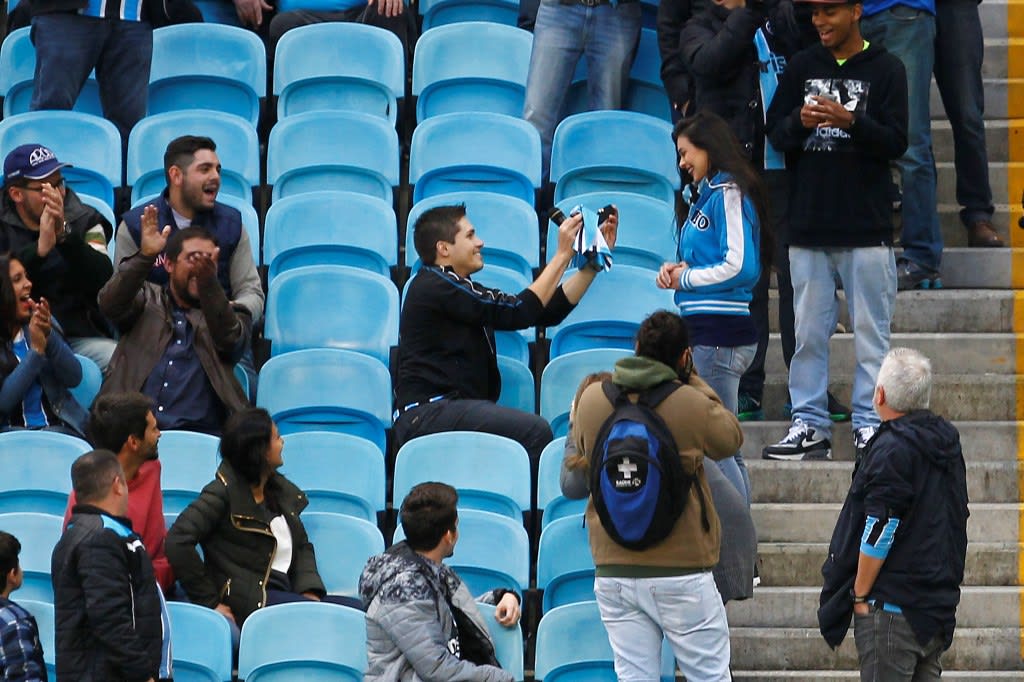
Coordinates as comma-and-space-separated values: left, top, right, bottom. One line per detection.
854, 425, 877, 462
762, 419, 832, 461
737, 393, 765, 422
827, 392, 851, 423
897, 258, 942, 290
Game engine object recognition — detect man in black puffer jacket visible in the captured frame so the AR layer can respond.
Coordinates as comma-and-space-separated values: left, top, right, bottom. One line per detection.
819, 348, 968, 680
51, 449, 170, 682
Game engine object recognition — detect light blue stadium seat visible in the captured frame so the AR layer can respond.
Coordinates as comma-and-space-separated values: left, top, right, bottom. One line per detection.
405, 191, 539, 280
413, 23, 531, 122
539, 348, 631, 437
20, 600, 56, 680
160, 431, 221, 516
149, 24, 266, 127
281, 431, 385, 522
0, 111, 121, 208
167, 602, 233, 682
264, 191, 398, 282
268, 111, 400, 203
565, 29, 671, 122
70, 354, 102, 410
477, 603, 525, 682
537, 437, 586, 528
127, 110, 260, 205
546, 265, 675, 359
394, 432, 530, 520
238, 602, 367, 682
535, 601, 616, 681
301, 512, 384, 596
497, 356, 536, 414
409, 112, 541, 205
0, 513, 62, 602
133, 191, 261, 265
551, 192, 677, 271
264, 265, 399, 363
551, 111, 678, 206
0, 431, 89, 515
0, 28, 102, 118
419, 0, 518, 30
78, 194, 117, 244
393, 509, 528, 594
537, 514, 594, 612
274, 23, 404, 124
257, 349, 392, 454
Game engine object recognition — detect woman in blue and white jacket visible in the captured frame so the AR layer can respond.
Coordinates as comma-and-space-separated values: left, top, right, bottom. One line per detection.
657, 110, 773, 504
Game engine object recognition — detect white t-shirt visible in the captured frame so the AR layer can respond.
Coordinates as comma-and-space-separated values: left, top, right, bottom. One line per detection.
269, 515, 293, 575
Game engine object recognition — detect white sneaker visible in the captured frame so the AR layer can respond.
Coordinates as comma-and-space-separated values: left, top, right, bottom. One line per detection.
854, 426, 877, 460
762, 419, 832, 461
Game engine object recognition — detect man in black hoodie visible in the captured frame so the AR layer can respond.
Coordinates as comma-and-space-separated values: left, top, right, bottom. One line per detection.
761, 0, 906, 463
818, 348, 968, 679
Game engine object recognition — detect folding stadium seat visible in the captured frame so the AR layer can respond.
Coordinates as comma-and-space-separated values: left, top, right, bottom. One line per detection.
0, 513, 62, 602
537, 514, 594, 612
274, 23, 405, 124
406, 191, 539, 280
0, 28, 103, 118
477, 603, 525, 681
159, 431, 221, 516
412, 23, 532, 122
0, 430, 90, 515
551, 191, 677, 271
393, 508, 528, 595
497, 356, 536, 414
78, 194, 117, 239
300, 512, 385, 596
149, 24, 266, 127
257, 349, 392, 454
419, 0, 518, 29
534, 601, 617, 681
20, 600, 56, 680
268, 111, 400, 203
550, 111, 678, 206
564, 29, 671, 123
393, 432, 530, 520
70, 354, 102, 410
546, 265, 675, 359
127, 110, 260, 205
264, 265, 399, 363
167, 602, 233, 682
537, 437, 586, 528
264, 191, 398, 282
238, 602, 367, 682
539, 348, 631, 437
280, 431, 386, 522
0, 111, 121, 208
409, 112, 541, 205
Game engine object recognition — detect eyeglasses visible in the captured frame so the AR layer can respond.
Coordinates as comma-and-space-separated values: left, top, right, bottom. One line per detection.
20, 178, 66, 192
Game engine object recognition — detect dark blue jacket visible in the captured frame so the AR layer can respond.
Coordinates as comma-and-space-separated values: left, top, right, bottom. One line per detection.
818, 410, 969, 650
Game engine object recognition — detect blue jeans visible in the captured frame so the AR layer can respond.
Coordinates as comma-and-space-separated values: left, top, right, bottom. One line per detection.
933, 0, 992, 227
692, 343, 755, 505
861, 7, 941, 271
522, 0, 641, 179
30, 13, 152, 142
68, 336, 118, 374
789, 247, 896, 437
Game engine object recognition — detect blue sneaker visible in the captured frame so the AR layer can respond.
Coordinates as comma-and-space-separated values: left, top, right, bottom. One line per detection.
897, 258, 942, 290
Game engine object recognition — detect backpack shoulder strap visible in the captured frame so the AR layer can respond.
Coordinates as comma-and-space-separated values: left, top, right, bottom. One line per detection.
601, 379, 627, 406
638, 380, 684, 409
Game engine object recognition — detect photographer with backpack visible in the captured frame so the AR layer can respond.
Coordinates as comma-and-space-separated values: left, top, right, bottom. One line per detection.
562, 310, 743, 681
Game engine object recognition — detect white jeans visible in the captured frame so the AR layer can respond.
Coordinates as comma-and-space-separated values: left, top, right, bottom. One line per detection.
595, 572, 731, 682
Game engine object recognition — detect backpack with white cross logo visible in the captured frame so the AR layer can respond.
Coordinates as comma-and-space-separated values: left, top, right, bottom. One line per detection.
589, 379, 705, 550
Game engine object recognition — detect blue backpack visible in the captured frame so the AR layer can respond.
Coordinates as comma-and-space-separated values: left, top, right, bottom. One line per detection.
590, 380, 709, 550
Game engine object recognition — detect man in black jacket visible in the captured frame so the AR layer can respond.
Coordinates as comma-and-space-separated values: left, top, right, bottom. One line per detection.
818, 348, 968, 679
51, 449, 171, 682
394, 204, 616, 470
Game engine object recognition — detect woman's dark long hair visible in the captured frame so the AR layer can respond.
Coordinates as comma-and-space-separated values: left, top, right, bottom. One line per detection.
0, 253, 21, 376
673, 111, 775, 271
220, 407, 283, 514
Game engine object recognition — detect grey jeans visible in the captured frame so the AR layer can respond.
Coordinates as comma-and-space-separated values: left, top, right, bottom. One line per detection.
854, 606, 944, 682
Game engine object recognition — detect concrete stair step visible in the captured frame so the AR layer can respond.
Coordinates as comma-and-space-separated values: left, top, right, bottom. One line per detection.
752, 503, 1017, 543
756, 542, 1021, 587
936, 206, 1012, 248
938, 162, 1016, 208
761, 375, 1018, 422
930, 119, 1018, 164
747, 460, 1018, 504
729, 627, 1024, 670
931, 78, 1019, 121
733, 672, 1024, 681
727, 587, 1022, 628
740, 422, 1019, 463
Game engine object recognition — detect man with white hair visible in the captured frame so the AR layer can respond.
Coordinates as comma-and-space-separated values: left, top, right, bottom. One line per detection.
817, 348, 969, 680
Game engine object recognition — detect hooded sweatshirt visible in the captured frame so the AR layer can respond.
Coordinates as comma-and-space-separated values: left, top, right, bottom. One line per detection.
818, 410, 969, 650
765, 41, 908, 248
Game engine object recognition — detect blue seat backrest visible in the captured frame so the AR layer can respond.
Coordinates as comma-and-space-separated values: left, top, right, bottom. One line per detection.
281, 431, 386, 522
537, 514, 595, 611
0, 431, 90, 515
539, 348, 632, 437
300, 512, 385, 596
419, 0, 518, 30
478, 602, 525, 681
168, 602, 233, 682
497, 356, 536, 414
70, 354, 103, 410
